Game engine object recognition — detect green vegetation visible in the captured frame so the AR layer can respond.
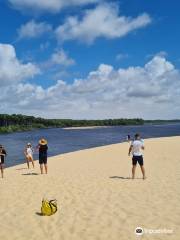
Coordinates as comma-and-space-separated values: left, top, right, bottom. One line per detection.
144, 119, 180, 124
0, 114, 180, 134
0, 114, 144, 134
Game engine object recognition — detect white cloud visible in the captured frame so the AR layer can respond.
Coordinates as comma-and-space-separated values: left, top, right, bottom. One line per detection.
40, 42, 50, 51
9, 0, 101, 13
0, 43, 40, 85
51, 49, 75, 66
55, 3, 151, 43
40, 49, 75, 74
18, 20, 52, 39
1, 54, 180, 119
116, 53, 129, 61
146, 51, 168, 60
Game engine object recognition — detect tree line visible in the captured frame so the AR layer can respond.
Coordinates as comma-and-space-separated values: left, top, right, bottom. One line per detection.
0, 114, 144, 133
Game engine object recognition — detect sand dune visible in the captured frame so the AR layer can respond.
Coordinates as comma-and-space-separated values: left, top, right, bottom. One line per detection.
0, 137, 179, 240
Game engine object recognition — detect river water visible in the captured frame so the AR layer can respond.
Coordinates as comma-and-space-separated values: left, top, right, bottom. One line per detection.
0, 123, 180, 167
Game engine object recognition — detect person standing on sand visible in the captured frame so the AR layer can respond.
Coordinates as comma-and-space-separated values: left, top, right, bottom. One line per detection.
24, 143, 34, 169
126, 134, 131, 146
127, 134, 131, 142
0, 145, 7, 178
37, 138, 48, 174
128, 133, 146, 180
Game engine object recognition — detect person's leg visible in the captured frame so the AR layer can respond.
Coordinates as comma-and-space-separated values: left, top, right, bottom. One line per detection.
40, 164, 43, 174
0, 164, 4, 178
132, 156, 137, 179
138, 156, 146, 180
26, 157, 30, 169
29, 156, 35, 168
44, 164, 48, 174
132, 165, 136, 179
140, 166, 146, 179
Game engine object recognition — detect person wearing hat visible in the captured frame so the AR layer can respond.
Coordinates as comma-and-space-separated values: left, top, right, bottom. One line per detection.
24, 143, 34, 169
37, 138, 48, 174
0, 144, 7, 178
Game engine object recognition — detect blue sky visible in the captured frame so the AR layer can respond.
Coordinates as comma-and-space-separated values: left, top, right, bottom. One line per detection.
0, 0, 180, 119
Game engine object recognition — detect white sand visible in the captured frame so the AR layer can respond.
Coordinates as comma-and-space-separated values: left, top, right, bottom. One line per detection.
0, 136, 179, 240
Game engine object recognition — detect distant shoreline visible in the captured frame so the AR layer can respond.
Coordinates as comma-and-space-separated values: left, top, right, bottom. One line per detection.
63, 126, 111, 130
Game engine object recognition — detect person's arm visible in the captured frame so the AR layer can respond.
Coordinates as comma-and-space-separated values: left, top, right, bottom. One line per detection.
24, 148, 27, 156
128, 145, 133, 156
141, 142, 145, 150
35, 145, 40, 151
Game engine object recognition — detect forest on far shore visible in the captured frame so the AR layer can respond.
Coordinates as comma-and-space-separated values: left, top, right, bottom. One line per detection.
0, 114, 179, 134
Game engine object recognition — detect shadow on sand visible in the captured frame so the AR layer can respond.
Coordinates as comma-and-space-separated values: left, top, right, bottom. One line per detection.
110, 176, 132, 179
35, 212, 44, 216
110, 176, 144, 180
22, 173, 39, 176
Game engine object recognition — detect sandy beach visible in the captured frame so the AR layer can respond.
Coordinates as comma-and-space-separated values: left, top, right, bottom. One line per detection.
0, 136, 179, 240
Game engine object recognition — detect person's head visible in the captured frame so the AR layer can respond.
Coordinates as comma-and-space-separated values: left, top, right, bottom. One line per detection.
134, 133, 140, 140
27, 143, 31, 147
39, 138, 47, 145
0, 144, 2, 149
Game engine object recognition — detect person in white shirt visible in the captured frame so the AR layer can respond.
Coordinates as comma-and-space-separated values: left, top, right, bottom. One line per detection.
24, 143, 34, 169
128, 133, 146, 180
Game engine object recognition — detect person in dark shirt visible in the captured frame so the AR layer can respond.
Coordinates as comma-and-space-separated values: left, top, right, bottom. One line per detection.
37, 139, 48, 174
0, 144, 7, 178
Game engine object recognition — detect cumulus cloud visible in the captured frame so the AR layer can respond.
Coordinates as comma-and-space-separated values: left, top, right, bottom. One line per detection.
51, 49, 75, 66
0, 43, 40, 85
40, 49, 75, 74
18, 20, 52, 39
8, 0, 101, 13
1, 54, 180, 119
55, 3, 151, 43
146, 51, 168, 60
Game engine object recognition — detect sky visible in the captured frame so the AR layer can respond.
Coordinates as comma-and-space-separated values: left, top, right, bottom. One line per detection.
0, 0, 180, 119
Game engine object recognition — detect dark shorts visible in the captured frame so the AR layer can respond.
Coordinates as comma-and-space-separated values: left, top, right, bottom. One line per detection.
132, 155, 143, 166
39, 155, 47, 164
0, 157, 4, 164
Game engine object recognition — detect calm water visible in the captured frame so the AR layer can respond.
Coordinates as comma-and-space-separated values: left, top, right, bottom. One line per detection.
0, 123, 180, 167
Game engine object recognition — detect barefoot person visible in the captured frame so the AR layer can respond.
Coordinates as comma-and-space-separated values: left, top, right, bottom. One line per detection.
37, 138, 48, 174
128, 133, 146, 180
24, 143, 34, 169
0, 145, 7, 178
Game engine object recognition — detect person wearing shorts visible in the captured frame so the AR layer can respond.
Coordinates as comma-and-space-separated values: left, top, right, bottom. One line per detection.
128, 133, 146, 180
37, 138, 48, 174
0, 145, 7, 178
24, 143, 34, 169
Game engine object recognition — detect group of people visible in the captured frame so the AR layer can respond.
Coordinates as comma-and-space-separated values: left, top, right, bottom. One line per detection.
0, 133, 146, 180
0, 138, 48, 178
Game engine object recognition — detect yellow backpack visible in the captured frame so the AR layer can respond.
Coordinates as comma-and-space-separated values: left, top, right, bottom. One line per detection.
41, 199, 57, 216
